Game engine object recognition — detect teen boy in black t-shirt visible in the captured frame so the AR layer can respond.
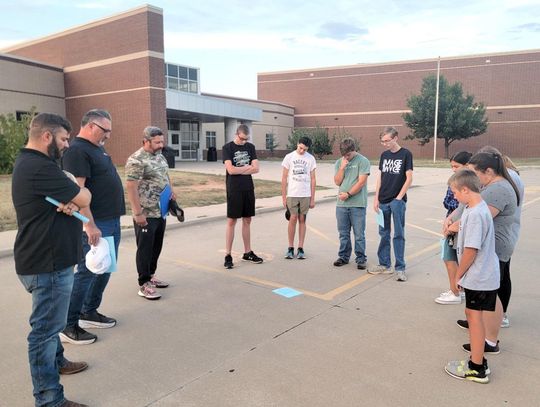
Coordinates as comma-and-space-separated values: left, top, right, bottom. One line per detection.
370, 127, 413, 282
222, 124, 263, 269
12, 113, 92, 407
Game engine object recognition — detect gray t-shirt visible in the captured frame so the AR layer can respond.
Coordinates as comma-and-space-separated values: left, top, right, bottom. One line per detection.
457, 201, 500, 291
508, 169, 524, 244
481, 179, 518, 262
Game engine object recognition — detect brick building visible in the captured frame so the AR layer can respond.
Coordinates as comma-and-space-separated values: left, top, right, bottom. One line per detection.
258, 50, 540, 159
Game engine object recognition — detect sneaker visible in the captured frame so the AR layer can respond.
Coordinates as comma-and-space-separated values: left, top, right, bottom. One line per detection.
367, 265, 393, 274
395, 270, 407, 281
501, 314, 510, 328
59, 360, 88, 375
456, 319, 469, 330
224, 254, 234, 269
462, 341, 500, 355
435, 290, 461, 304
138, 282, 161, 300
149, 276, 169, 288
78, 311, 116, 329
445, 360, 489, 383
357, 261, 367, 270
297, 248, 306, 260
59, 325, 97, 345
333, 258, 348, 267
447, 359, 490, 375
242, 251, 263, 264
60, 400, 89, 407
285, 247, 295, 259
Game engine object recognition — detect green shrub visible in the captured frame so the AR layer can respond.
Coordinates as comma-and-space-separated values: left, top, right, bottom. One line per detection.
0, 110, 34, 174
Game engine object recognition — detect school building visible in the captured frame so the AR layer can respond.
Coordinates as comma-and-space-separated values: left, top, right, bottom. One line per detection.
1, 4, 539, 162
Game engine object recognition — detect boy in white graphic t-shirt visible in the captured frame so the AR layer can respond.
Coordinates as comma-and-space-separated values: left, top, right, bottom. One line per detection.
281, 137, 317, 259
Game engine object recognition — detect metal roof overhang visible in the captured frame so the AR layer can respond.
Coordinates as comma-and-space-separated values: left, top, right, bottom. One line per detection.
166, 90, 262, 123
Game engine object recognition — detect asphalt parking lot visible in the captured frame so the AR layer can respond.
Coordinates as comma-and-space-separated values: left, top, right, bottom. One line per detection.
2, 165, 540, 406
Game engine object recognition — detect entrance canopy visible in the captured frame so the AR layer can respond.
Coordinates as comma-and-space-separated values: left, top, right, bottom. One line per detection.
166, 90, 262, 123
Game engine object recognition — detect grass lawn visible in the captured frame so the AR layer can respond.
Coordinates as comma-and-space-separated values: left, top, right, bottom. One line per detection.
1, 169, 290, 232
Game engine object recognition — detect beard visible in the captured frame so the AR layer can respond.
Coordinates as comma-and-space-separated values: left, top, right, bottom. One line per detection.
47, 140, 61, 160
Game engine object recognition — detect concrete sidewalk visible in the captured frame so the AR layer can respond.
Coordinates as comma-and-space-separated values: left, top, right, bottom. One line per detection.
0, 162, 450, 258
2, 165, 540, 406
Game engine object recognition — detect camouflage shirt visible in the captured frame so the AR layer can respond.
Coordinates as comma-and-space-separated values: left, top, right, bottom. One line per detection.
125, 148, 170, 218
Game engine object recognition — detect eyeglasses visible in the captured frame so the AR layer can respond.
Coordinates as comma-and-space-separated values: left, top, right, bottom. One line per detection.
92, 122, 111, 133
380, 138, 394, 144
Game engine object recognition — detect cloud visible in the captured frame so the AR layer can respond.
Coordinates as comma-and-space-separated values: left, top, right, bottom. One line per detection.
510, 22, 540, 32
316, 22, 368, 40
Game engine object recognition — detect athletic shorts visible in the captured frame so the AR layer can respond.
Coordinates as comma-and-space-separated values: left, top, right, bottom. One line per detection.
227, 190, 255, 219
286, 196, 310, 216
464, 288, 498, 311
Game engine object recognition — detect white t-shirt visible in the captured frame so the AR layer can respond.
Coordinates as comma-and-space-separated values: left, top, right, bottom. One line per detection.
281, 151, 316, 197
457, 200, 500, 291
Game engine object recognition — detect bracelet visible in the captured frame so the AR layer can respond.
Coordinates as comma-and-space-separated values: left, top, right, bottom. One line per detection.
346, 192, 352, 198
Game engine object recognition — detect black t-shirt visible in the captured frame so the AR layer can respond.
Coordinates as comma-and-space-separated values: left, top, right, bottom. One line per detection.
378, 147, 413, 204
62, 137, 125, 220
12, 149, 83, 275
222, 141, 257, 192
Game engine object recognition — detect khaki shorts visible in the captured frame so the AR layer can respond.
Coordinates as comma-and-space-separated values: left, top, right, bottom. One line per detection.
286, 196, 310, 216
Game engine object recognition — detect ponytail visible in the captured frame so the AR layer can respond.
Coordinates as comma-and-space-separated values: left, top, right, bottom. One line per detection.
469, 152, 521, 206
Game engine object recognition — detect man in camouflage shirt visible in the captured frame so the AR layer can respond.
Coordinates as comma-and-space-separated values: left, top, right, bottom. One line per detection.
126, 126, 176, 300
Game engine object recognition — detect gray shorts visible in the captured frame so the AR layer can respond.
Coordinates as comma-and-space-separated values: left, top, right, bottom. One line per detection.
286, 196, 310, 216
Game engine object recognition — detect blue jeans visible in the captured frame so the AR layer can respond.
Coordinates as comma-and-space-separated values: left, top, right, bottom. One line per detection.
66, 217, 120, 328
377, 199, 406, 271
19, 267, 74, 407
336, 206, 367, 264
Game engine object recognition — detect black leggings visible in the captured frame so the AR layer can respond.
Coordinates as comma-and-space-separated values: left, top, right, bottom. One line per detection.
498, 259, 512, 313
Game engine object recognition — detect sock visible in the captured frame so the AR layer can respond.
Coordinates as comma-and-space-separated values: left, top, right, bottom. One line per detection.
486, 339, 497, 347
468, 360, 485, 372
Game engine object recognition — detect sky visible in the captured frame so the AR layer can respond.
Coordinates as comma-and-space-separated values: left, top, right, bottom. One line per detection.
1, 0, 540, 99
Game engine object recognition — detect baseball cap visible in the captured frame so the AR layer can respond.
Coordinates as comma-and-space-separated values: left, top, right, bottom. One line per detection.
85, 238, 111, 274
169, 199, 184, 222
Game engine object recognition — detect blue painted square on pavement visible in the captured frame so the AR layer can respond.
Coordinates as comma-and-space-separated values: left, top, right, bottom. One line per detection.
273, 287, 303, 298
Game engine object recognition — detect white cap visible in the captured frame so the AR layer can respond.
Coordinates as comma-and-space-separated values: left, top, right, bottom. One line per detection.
85, 238, 111, 274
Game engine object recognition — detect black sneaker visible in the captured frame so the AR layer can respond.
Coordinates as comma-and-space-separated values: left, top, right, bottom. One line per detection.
333, 258, 348, 267
79, 311, 116, 329
457, 319, 469, 330
242, 251, 263, 264
297, 248, 306, 260
462, 340, 500, 355
59, 325, 97, 345
357, 261, 367, 270
224, 254, 234, 269
285, 247, 294, 259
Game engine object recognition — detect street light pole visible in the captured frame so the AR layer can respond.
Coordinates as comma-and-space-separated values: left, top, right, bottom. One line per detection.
433, 56, 440, 163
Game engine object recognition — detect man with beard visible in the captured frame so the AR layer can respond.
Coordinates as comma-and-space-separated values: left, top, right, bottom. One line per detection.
126, 126, 175, 300
12, 113, 92, 407
61, 109, 125, 344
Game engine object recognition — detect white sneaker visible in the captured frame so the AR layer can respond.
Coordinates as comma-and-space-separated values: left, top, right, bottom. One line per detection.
368, 265, 393, 275
435, 290, 461, 304
395, 270, 408, 282
501, 314, 510, 328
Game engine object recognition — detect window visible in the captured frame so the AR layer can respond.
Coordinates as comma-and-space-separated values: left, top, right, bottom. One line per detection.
16, 111, 35, 121
266, 133, 275, 150
165, 63, 200, 94
206, 131, 216, 148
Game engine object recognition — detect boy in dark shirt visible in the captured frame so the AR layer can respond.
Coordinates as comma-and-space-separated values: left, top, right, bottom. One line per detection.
369, 127, 413, 281
222, 124, 263, 269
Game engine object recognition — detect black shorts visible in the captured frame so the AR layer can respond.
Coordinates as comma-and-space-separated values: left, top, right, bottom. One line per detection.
464, 288, 498, 311
227, 190, 255, 219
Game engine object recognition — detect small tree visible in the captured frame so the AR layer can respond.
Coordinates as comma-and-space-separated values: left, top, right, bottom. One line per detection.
0, 109, 35, 174
288, 125, 334, 159
332, 127, 361, 152
402, 75, 488, 158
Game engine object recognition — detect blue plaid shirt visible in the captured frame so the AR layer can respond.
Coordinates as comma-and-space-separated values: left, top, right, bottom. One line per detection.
443, 186, 459, 216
